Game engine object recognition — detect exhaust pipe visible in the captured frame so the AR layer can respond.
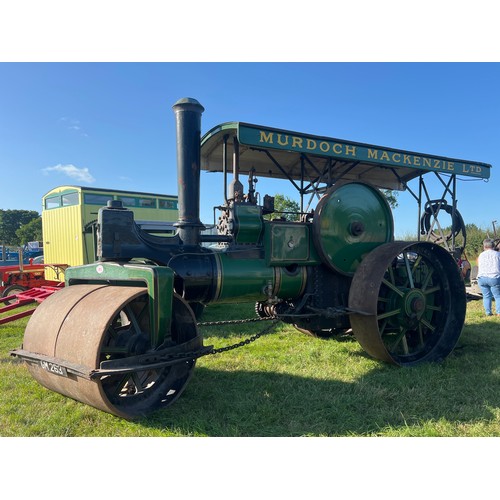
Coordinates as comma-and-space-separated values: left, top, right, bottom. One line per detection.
172, 97, 205, 246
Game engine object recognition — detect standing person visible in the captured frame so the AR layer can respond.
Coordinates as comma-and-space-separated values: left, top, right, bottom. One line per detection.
477, 238, 500, 316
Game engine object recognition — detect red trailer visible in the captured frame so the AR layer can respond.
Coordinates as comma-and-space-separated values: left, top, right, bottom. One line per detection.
0, 285, 64, 325
0, 263, 67, 325
0, 262, 67, 301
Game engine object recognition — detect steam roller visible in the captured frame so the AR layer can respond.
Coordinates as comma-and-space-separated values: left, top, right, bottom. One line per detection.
11, 96, 490, 419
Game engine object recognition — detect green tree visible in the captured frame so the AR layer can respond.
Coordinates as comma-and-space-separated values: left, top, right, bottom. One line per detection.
382, 189, 398, 209
464, 223, 489, 259
265, 194, 301, 221
0, 209, 40, 245
16, 217, 43, 245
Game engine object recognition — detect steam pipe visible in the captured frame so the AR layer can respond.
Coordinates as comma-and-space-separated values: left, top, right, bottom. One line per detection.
172, 97, 205, 246
228, 136, 244, 201
223, 134, 229, 204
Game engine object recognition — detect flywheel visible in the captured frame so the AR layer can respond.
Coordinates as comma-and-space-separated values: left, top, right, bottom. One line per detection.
312, 181, 394, 275
348, 241, 466, 366
22, 284, 199, 419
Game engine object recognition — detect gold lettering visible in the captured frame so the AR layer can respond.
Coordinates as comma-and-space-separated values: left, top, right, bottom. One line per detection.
306, 139, 317, 150
423, 158, 432, 168
465, 164, 482, 174
277, 134, 289, 146
292, 136, 303, 149
319, 141, 330, 153
332, 143, 343, 154
391, 153, 401, 163
345, 145, 356, 156
447, 161, 454, 171
260, 131, 274, 144
404, 155, 412, 165
368, 149, 378, 160
380, 151, 390, 161
413, 156, 421, 166
433, 159, 441, 169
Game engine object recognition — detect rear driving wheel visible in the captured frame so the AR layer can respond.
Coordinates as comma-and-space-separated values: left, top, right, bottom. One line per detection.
348, 241, 466, 366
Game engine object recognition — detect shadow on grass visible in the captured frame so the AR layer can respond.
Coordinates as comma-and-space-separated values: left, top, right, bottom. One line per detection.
4, 306, 499, 436
137, 349, 500, 436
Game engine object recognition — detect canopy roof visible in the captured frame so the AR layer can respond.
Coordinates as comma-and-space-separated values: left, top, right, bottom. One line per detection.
201, 122, 491, 191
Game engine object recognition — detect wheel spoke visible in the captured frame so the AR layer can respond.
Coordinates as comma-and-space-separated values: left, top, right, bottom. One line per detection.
390, 327, 408, 353
379, 319, 388, 335
404, 253, 415, 288
387, 265, 397, 286
411, 255, 423, 275
419, 316, 435, 332
105, 374, 130, 397
377, 308, 401, 321
382, 278, 405, 297
124, 305, 141, 334
418, 323, 425, 347
131, 372, 145, 393
426, 304, 442, 312
401, 331, 409, 354
421, 269, 434, 291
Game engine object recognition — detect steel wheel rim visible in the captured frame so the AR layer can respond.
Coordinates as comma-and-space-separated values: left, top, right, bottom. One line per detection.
349, 241, 466, 366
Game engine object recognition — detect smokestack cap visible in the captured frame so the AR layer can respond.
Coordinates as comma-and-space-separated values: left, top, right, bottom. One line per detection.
172, 97, 205, 113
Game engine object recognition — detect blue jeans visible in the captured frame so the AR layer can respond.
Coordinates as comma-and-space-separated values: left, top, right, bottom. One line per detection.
478, 276, 500, 315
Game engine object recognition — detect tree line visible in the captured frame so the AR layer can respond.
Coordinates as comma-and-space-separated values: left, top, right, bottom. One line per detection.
0, 210, 42, 247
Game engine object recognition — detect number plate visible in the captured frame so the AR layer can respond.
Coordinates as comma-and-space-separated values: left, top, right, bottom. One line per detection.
39, 360, 68, 377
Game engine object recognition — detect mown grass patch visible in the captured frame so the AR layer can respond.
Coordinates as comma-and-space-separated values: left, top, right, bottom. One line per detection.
0, 299, 499, 437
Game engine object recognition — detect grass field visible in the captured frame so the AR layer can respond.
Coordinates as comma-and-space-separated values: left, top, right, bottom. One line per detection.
1, 297, 499, 438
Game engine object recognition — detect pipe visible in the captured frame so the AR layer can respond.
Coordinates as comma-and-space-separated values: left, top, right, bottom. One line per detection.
172, 97, 205, 246
228, 136, 244, 202
223, 134, 229, 204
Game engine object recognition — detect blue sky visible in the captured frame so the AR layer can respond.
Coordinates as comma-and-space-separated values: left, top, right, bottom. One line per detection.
1, 62, 499, 237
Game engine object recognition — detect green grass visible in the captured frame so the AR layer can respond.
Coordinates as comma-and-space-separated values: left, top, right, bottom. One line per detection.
1, 299, 499, 437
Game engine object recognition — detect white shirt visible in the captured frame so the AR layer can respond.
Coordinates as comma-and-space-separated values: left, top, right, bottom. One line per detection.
477, 249, 500, 279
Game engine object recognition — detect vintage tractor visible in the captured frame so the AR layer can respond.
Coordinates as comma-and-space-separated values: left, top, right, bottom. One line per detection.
11, 98, 492, 419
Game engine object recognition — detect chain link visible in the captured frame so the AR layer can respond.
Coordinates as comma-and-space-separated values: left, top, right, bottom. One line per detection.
197, 316, 277, 327
207, 318, 280, 354
121, 316, 281, 371
197, 315, 280, 355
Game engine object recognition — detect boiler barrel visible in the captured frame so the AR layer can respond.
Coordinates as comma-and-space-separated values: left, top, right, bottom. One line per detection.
170, 252, 307, 304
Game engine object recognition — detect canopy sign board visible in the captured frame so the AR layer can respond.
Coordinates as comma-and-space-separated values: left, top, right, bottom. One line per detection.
201, 122, 491, 191
238, 124, 490, 180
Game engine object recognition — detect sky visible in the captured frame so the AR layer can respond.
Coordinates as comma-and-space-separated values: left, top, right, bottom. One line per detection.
1, 62, 500, 238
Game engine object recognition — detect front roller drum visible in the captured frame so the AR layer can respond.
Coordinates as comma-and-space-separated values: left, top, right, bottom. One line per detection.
348, 241, 466, 366
22, 284, 199, 419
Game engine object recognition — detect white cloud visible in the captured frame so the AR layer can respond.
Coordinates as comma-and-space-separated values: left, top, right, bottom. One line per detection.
42, 164, 96, 183
59, 117, 89, 137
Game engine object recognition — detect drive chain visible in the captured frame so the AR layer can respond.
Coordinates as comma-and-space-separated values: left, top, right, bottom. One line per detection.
197, 316, 280, 355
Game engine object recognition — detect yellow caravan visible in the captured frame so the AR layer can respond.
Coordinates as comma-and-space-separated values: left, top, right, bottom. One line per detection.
42, 186, 178, 280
